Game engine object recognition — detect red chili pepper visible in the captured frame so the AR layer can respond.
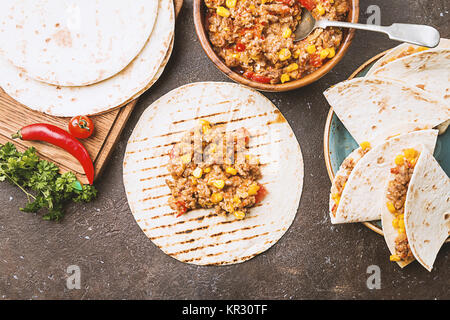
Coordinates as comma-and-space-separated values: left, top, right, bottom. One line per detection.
12, 123, 95, 185
235, 42, 246, 52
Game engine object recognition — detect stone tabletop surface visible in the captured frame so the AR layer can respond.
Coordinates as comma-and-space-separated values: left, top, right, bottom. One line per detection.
0, 0, 448, 300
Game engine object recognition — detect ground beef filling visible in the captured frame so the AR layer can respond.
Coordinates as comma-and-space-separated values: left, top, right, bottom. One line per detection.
166, 120, 267, 220
385, 148, 420, 262
330, 144, 370, 216
205, 0, 350, 84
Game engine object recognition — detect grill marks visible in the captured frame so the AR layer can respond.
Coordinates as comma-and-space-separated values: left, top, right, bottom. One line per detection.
123, 84, 303, 265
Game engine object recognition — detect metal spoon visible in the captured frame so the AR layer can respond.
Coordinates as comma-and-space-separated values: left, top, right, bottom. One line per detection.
294, 10, 440, 48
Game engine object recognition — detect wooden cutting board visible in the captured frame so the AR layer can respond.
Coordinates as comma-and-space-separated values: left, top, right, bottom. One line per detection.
0, 0, 183, 184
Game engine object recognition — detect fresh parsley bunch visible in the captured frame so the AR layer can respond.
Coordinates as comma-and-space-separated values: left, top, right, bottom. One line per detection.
0, 142, 97, 221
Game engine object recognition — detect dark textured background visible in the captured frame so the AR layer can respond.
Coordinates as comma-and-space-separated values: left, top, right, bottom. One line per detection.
0, 0, 449, 299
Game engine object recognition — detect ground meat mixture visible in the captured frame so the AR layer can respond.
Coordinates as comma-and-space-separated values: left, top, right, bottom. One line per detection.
385, 148, 420, 262
205, 0, 350, 84
166, 120, 267, 220
330, 144, 370, 216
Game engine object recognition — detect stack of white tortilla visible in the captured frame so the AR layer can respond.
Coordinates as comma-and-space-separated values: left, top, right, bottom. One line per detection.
0, 0, 175, 116
123, 82, 304, 265
324, 40, 450, 271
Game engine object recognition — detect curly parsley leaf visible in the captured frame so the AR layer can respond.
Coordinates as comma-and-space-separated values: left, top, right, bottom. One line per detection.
0, 142, 97, 221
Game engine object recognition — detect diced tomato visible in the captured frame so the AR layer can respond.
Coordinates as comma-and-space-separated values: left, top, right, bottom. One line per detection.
255, 185, 268, 204
169, 146, 176, 160
309, 53, 323, 68
234, 127, 250, 145
252, 74, 272, 84
298, 0, 316, 11
235, 42, 246, 52
331, 203, 337, 214
243, 70, 255, 79
243, 70, 272, 84
175, 201, 187, 217
390, 167, 399, 174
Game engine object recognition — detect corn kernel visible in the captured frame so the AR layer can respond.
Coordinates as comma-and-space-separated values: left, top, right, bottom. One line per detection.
249, 4, 256, 10
386, 201, 396, 214
278, 48, 291, 61
316, 4, 325, 16
226, 167, 237, 175
390, 254, 401, 262
190, 177, 198, 185
306, 45, 316, 54
360, 141, 371, 151
398, 218, 405, 229
211, 193, 223, 203
280, 73, 290, 83
204, 167, 211, 173
285, 63, 299, 73
394, 154, 405, 166
233, 196, 241, 204
226, 0, 237, 8
392, 218, 399, 229
293, 49, 301, 59
327, 47, 336, 58
181, 154, 191, 164
212, 179, 225, 189
200, 119, 211, 134
245, 154, 260, 164
320, 48, 329, 59
282, 27, 292, 39
233, 210, 246, 219
403, 148, 417, 160
232, 53, 240, 59
192, 167, 203, 178
248, 183, 260, 196
217, 6, 231, 17
398, 227, 406, 234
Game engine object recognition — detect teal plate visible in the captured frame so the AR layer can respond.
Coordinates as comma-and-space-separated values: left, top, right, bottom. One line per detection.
324, 51, 450, 236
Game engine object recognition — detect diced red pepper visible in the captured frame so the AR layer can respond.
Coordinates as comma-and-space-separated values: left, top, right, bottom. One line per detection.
390, 167, 399, 174
298, 0, 316, 11
169, 146, 176, 160
252, 74, 272, 84
243, 70, 272, 83
175, 201, 187, 217
255, 185, 268, 204
309, 53, 323, 68
235, 42, 246, 52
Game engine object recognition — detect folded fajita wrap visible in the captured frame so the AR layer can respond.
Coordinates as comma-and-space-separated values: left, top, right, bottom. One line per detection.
323, 78, 449, 147
330, 129, 438, 224
382, 147, 449, 271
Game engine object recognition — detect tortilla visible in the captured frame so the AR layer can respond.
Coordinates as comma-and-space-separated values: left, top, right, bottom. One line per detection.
0, 0, 159, 86
323, 78, 450, 147
382, 148, 450, 271
0, 0, 174, 117
330, 129, 438, 224
366, 38, 450, 76
371, 48, 450, 104
123, 82, 304, 265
